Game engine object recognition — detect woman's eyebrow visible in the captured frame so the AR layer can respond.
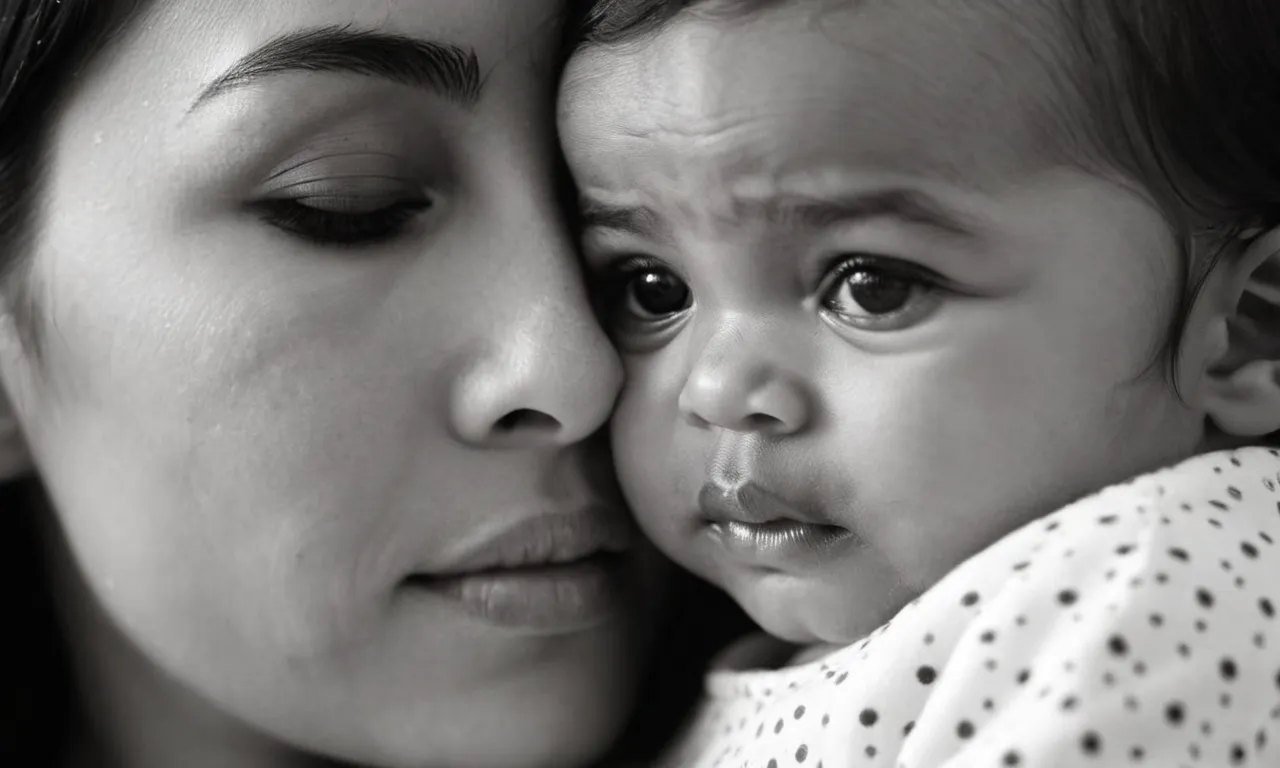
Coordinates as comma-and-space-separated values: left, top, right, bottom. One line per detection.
188, 25, 482, 113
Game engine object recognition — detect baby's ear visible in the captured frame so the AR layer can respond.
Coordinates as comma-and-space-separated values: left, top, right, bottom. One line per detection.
1198, 225, 1280, 438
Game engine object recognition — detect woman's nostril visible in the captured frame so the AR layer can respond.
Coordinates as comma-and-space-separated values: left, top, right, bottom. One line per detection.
744, 413, 785, 432
495, 408, 562, 434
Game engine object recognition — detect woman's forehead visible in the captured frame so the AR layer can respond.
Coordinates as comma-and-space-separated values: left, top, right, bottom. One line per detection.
91, 0, 565, 113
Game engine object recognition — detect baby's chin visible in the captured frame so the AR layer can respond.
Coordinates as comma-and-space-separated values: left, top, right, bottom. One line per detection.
724, 570, 899, 648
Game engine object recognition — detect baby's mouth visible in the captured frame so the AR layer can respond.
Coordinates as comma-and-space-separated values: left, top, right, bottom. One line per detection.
697, 481, 858, 568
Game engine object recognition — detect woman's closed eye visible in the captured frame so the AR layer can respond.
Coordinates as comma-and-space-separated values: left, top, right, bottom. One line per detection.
250, 152, 433, 247
817, 254, 946, 331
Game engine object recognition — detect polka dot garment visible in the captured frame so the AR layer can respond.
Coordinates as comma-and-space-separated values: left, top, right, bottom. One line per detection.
655, 448, 1280, 767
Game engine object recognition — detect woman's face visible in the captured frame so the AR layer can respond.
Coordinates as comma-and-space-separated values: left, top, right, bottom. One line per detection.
0, 1, 652, 766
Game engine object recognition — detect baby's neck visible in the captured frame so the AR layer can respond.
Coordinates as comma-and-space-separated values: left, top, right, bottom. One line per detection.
713, 632, 851, 671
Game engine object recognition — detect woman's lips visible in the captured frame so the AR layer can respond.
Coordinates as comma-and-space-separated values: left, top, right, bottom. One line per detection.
406, 553, 627, 635
698, 481, 858, 569
401, 508, 633, 635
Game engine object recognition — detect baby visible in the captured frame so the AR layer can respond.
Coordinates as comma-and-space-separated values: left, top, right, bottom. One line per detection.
559, 0, 1280, 765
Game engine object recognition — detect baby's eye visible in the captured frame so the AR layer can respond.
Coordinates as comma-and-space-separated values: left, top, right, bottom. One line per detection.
619, 267, 692, 321
818, 255, 943, 331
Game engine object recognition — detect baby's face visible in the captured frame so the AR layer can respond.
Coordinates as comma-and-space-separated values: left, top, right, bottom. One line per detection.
560, 0, 1209, 644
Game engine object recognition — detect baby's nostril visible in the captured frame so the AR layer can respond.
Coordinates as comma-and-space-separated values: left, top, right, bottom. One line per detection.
495, 408, 561, 433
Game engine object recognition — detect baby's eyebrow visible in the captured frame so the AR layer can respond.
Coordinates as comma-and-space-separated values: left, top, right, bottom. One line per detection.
578, 188, 981, 242
579, 198, 662, 238
747, 188, 980, 240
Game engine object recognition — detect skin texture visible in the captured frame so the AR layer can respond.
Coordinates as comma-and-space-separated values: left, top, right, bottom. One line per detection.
559, 0, 1274, 650
0, 2, 661, 767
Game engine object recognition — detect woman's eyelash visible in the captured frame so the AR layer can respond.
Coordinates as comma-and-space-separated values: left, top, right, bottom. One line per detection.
252, 198, 431, 247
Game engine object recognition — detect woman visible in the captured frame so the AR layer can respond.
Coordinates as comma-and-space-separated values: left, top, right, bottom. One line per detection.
0, 1, 696, 765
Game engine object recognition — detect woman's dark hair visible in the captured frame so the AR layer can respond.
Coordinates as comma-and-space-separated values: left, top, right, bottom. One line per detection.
566, 0, 1280, 414
0, 1, 147, 761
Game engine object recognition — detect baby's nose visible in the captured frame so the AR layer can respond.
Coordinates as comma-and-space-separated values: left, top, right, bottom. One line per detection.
678, 345, 812, 436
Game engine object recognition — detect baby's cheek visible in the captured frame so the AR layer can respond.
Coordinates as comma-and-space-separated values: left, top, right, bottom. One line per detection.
611, 365, 690, 536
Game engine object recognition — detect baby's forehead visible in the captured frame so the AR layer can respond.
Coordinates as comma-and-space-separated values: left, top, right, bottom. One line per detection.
562, 0, 1091, 194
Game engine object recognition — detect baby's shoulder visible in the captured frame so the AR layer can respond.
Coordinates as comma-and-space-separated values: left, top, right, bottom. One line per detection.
970, 447, 1280, 584
875, 448, 1280, 767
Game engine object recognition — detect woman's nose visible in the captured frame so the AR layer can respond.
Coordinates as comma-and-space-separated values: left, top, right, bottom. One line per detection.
677, 335, 812, 436
450, 306, 622, 447
448, 222, 622, 449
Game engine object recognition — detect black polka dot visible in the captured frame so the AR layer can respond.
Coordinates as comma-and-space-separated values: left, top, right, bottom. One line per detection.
774, 719, 784, 734
1062, 695, 1079, 711
957, 720, 975, 739
1243, 541, 1260, 559
821, 714, 830, 727
1179, 643, 1192, 658
961, 591, 980, 607
924, 633, 935, 645
1131, 746, 1145, 760
1221, 658, 1238, 682
917, 666, 937, 684
859, 709, 878, 727
1002, 750, 1021, 766
1211, 500, 1231, 511
767, 760, 777, 768
1108, 635, 1129, 656
983, 698, 995, 710
1156, 572, 1170, 584
1013, 561, 1030, 571
1150, 613, 1165, 627
1116, 544, 1135, 555
1134, 661, 1147, 676
865, 745, 877, 758
1167, 702, 1186, 726
1197, 588, 1216, 608
980, 629, 997, 643
795, 744, 808, 763
1017, 668, 1031, 684
1229, 486, 1244, 500
1098, 514, 1118, 525
903, 721, 915, 736
1231, 744, 1246, 765
1081, 731, 1102, 755
835, 672, 848, 684
1169, 547, 1190, 562
1058, 589, 1079, 606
